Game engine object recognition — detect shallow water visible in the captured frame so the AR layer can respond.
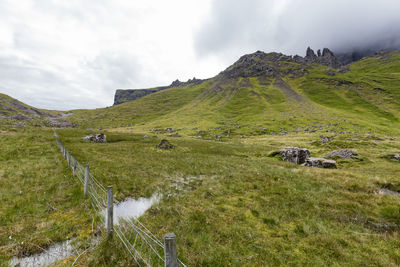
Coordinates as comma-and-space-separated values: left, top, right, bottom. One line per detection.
9, 240, 74, 267
379, 188, 400, 196
105, 193, 161, 225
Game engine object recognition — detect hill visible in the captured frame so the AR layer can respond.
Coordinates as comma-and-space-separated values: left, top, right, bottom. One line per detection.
0, 93, 73, 127
69, 49, 400, 138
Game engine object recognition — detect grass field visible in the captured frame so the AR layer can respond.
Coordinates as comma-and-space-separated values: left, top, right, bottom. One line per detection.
3, 125, 400, 266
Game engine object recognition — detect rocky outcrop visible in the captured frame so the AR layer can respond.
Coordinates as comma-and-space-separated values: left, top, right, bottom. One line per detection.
82, 134, 107, 143
393, 154, 400, 160
326, 149, 357, 159
156, 139, 174, 150
304, 47, 342, 68
280, 147, 310, 164
303, 157, 337, 168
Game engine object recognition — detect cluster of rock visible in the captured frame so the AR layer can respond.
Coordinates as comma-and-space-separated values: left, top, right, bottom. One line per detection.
82, 133, 107, 143
169, 77, 203, 88
280, 148, 361, 168
156, 139, 174, 150
303, 47, 343, 69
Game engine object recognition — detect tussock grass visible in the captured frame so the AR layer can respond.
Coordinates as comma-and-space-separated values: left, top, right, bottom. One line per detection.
52, 129, 400, 266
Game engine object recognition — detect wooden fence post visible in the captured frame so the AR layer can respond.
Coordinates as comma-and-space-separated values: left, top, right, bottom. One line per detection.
164, 233, 177, 267
84, 165, 89, 197
73, 157, 77, 175
107, 186, 113, 237
67, 152, 71, 169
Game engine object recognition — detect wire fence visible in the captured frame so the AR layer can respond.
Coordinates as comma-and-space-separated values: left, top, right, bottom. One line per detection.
54, 130, 186, 267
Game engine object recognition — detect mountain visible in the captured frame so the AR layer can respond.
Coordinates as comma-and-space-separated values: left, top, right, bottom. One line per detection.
0, 93, 73, 127
68, 48, 400, 138
114, 48, 343, 106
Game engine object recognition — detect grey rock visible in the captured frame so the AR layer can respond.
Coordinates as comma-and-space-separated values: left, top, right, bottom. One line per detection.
393, 154, 400, 160
304, 157, 337, 168
156, 139, 174, 149
165, 128, 175, 133
304, 47, 343, 68
280, 147, 311, 164
326, 149, 357, 159
320, 136, 331, 143
10, 114, 29, 121
82, 133, 107, 143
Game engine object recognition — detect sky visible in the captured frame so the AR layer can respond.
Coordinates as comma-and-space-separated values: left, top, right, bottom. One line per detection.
1, 0, 400, 110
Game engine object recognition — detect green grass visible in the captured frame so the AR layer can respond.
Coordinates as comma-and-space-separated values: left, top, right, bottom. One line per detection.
42, 128, 400, 266
0, 127, 94, 265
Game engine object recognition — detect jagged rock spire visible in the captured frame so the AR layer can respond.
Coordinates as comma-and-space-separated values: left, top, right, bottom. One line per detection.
306, 47, 317, 59
304, 47, 342, 68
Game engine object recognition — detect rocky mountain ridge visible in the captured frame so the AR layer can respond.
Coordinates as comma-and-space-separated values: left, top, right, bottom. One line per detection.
0, 93, 72, 127
114, 47, 343, 105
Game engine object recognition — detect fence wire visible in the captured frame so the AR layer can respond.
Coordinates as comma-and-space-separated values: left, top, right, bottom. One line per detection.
54, 130, 186, 267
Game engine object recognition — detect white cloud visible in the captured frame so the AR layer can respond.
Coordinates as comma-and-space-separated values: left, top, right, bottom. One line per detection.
195, 0, 400, 62
1, 0, 399, 110
0, 0, 217, 110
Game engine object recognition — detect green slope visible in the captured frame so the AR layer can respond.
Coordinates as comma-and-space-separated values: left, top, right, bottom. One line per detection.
68, 50, 400, 137
0, 93, 73, 127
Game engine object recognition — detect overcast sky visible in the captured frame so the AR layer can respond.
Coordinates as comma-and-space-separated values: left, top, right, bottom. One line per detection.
1, 0, 400, 110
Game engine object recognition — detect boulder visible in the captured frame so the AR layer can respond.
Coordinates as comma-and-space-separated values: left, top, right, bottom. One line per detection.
326, 149, 357, 159
304, 157, 337, 168
393, 154, 400, 160
82, 133, 106, 143
280, 147, 310, 164
156, 139, 174, 150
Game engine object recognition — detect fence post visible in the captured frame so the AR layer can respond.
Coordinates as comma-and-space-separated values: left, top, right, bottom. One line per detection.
67, 152, 71, 169
164, 233, 177, 267
73, 157, 77, 175
84, 165, 89, 197
107, 186, 113, 237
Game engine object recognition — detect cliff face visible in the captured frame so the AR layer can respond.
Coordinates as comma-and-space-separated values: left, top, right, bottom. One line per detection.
113, 78, 204, 105
113, 89, 159, 105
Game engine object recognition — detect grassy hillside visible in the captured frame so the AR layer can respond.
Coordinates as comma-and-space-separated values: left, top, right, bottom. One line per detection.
0, 93, 71, 127
0, 127, 93, 265
67, 51, 400, 138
